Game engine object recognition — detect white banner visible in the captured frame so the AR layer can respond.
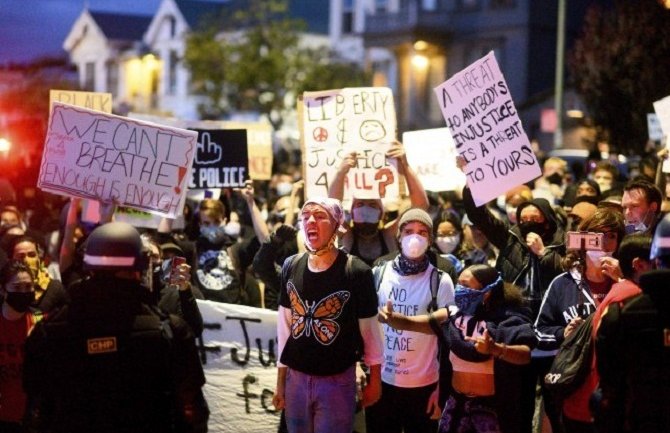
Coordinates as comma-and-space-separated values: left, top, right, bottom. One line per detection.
197, 301, 280, 433
402, 128, 466, 192
433, 52, 541, 206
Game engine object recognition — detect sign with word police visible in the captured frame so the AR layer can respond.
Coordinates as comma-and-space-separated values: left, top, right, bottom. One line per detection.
196, 300, 280, 433
188, 129, 249, 190
38, 102, 197, 218
434, 52, 541, 206
403, 127, 466, 192
302, 87, 399, 201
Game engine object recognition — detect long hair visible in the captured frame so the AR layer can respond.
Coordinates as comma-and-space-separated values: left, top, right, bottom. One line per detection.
561, 206, 625, 271
468, 264, 523, 313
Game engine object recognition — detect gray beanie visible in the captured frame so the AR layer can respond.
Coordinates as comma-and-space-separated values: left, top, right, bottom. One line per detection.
398, 208, 433, 234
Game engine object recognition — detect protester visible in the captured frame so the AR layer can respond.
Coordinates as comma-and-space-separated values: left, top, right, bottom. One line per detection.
0, 261, 42, 433
535, 207, 625, 432
595, 214, 670, 433
273, 197, 384, 433
328, 140, 429, 266
380, 264, 536, 433
621, 178, 663, 235
366, 208, 455, 433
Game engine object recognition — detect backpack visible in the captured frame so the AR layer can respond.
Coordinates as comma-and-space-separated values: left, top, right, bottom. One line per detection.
373, 260, 443, 313
543, 312, 600, 403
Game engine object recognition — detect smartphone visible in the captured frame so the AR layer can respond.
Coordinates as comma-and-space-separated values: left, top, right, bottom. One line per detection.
169, 256, 186, 285
566, 231, 604, 251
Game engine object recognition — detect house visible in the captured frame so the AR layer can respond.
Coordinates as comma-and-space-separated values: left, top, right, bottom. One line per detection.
63, 0, 330, 120
328, 0, 605, 150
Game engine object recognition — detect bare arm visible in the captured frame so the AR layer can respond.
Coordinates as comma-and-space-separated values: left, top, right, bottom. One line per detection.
378, 301, 450, 334
328, 151, 357, 200
388, 140, 429, 210
236, 180, 270, 243
59, 197, 81, 273
284, 180, 304, 228
466, 329, 531, 365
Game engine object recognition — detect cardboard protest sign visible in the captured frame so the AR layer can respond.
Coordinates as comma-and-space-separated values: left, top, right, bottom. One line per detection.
187, 129, 249, 190
403, 128, 466, 192
647, 113, 664, 142
38, 102, 197, 218
433, 52, 541, 206
301, 87, 399, 201
50, 90, 113, 113
653, 96, 670, 137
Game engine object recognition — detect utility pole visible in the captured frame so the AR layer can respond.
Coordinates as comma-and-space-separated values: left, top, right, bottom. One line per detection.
554, 0, 566, 149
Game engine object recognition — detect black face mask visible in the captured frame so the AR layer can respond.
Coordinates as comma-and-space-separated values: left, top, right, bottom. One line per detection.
546, 172, 563, 186
4, 291, 35, 313
519, 220, 547, 237
352, 222, 378, 237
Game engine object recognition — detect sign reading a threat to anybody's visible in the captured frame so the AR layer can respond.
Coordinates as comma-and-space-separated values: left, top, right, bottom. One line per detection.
38, 102, 197, 218
433, 52, 541, 206
188, 129, 249, 190
302, 87, 399, 201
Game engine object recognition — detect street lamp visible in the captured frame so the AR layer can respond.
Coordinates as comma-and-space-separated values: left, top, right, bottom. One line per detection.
554, 0, 566, 149
0, 137, 11, 153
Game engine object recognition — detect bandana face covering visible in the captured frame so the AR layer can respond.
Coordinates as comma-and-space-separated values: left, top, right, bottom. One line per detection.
454, 275, 503, 315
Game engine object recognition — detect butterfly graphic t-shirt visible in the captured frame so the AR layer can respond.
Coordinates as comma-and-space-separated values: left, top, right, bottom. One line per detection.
279, 251, 378, 376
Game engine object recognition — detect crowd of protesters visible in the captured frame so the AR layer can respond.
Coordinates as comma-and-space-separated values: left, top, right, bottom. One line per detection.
0, 139, 669, 433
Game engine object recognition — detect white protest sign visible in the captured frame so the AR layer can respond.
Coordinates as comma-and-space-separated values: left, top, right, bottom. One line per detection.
433, 52, 541, 206
196, 300, 280, 433
38, 103, 197, 218
647, 113, 664, 142
402, 128, 466, 192
653, 96, 670, 137
302, 87, 399, 201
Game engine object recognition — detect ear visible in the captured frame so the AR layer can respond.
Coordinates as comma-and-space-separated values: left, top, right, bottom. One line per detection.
650, 201, 659, 214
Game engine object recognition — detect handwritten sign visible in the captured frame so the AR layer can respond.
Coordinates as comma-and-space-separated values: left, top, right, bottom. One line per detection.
403, 128, 466, 192
434, 52, 541, 206
197, 300, 280, 433
38, 102, 197, 218
302, 87, 399, 200
187, 129, 249, 190
50, 90, 113, 113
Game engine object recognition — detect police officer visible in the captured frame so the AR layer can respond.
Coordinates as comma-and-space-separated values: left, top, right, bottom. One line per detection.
22, 222, 208, 433
594, 214, 670, 433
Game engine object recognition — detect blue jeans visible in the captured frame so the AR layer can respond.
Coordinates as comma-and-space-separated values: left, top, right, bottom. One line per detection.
284, 365, 357, 433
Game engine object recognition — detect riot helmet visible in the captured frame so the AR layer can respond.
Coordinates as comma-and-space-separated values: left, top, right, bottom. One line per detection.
649, 213, 670, 266
83, 222, 147, 271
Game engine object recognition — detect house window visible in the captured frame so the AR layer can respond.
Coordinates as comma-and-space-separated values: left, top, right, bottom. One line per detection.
84, 62, 95, 91
342, 0, 354, 34
490, 0, 514, 8
168, 50, 178, 95
169, 16, 177, 38
106, 61, 118, 94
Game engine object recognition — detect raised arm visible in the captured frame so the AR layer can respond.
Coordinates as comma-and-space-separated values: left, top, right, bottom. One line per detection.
59, 197, 81, 274
236, 180, 270, 243
328, 151, 357, 201
387, 140, 428, 210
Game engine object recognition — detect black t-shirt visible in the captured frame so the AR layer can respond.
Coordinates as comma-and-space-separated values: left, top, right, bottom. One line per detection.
279, 251, 378, 376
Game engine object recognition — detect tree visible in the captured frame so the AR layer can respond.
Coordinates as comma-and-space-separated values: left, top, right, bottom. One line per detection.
569, 0, 670, 154
183, 0, 369, 129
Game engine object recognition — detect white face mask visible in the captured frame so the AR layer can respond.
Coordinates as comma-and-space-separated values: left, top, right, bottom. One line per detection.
436, 234, 460, 254
585, 250, 612, 268
401, 234, 429, 259
352, 206, 381, 224
275, 182, 293, 197
595, 179, 612, 193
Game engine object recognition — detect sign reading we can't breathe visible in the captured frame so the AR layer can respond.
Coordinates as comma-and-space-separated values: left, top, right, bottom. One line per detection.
433, 51, 541, 206
187, 129, 249, 190
38, 102, 197, 218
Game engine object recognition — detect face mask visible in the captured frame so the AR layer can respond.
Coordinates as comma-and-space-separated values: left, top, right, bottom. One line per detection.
352, 206, 381, 224
275, 182, 293, 197
546, 172, 563, 185
200, 225, 225, 243
505, 205, 518, 224
454, 275, 502, 316
595, 179, 612, 193
519, 220, 546, 237
4, 291, 35, 313
224, 221, 241, 238
436, 235, 460, 254
625, 222, 647, 235
585, 250, 612, 269
401, 234, 429, 259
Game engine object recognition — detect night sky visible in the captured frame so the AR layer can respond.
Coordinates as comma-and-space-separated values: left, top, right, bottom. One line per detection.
0, 0, 162, 64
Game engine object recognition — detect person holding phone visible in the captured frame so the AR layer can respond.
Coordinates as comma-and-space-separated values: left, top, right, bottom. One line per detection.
534, 207, 625, 433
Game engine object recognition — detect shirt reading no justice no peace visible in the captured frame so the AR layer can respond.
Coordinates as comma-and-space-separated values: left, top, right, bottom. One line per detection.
279, 252, 378, 376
